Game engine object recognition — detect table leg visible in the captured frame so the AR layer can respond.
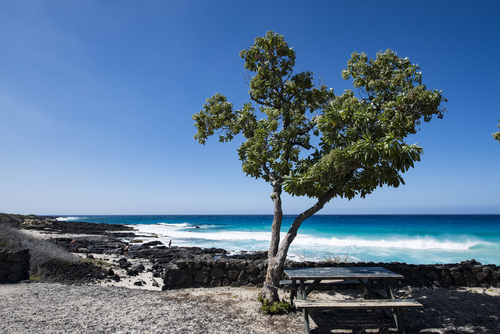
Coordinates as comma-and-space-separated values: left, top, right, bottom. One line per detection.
305, 279, 321, 298
383, 279, 406, 333
290, 279, 297, 303
299, 280, 311, 334
299, 279, 306, 300
303, 309, 310, 334
358, 278, 380, 299
393, 307, 406, 333
384, 278, 395, 299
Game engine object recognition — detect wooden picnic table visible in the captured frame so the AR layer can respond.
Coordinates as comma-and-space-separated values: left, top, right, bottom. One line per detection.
283, 267, 422, 334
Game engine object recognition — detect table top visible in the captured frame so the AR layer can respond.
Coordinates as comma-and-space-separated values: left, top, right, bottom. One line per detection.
283, 267, 403, 280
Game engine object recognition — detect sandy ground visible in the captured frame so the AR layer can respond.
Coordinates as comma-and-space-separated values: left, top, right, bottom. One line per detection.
4, 230, 499, 333
2, 280, 500, 334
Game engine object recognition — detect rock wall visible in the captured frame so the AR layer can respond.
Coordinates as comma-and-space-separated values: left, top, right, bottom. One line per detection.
163, 258, 500, 290
0, 249, 30, 283
163, 258, 267, 290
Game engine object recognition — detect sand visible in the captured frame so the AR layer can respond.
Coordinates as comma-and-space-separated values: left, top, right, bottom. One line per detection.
2, 279, 499, 333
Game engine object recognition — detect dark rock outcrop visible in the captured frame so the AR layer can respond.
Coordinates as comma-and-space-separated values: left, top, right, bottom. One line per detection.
0, 249, 30, 283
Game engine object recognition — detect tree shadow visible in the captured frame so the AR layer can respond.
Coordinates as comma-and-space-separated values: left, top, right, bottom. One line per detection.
308, 308, 397, 333
402, 287, 500, 333
304, 287, 500, 333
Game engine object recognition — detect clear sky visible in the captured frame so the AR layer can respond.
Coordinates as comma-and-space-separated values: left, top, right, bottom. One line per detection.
1, 1, 499, 215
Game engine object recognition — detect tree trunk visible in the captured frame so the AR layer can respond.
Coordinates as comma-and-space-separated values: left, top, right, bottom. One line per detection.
261, 252, 283, 303
259, 181, 283, 303
269, 181, 282, 258
260, 187, 338, 303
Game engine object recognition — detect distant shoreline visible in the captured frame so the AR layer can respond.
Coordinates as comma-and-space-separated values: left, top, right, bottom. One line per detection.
54, 214, 500, 265
50, 213, 500, 217
4, 212, 500, 265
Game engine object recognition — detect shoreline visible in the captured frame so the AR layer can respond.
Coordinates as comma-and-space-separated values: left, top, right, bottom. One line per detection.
50, 213, 500, 266
8, 215, 500, 293
9, 215, 500, 290
53, 214, 500, 266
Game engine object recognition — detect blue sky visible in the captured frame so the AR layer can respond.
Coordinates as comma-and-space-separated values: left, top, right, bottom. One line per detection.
0, 1, 499, 215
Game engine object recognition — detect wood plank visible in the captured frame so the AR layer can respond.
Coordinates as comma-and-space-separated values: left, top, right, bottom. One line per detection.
294, 299, 422, 309
280, 279, 362, 286
284, 267, 403, 280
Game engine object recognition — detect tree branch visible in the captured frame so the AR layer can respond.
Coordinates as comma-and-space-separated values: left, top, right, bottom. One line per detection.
289, 140, 313, 150
274, 186, 339, 267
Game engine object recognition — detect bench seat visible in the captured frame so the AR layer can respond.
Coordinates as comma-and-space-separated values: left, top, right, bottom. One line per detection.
294, 298, 422, 310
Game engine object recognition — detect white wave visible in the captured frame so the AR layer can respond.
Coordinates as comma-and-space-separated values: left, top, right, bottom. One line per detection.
56, 217, 85, 221
133, 224, 271, 241
155, 222, 218, 230
156, 222, 192, 228
132, 224, 493, 252
291, 235, 488, 251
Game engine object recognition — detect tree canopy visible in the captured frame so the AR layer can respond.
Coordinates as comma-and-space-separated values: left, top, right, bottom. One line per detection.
194, 31, 334, 186
194, 31, 445, 202
494, 120, 500, 143
283, 50, 446, 200
193, 31, 446, 302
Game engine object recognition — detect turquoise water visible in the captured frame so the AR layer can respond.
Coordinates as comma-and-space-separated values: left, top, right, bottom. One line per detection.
57, 215, 500, 265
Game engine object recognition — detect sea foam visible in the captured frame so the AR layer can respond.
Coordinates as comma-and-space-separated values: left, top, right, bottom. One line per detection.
56, 216, 87, 222
132, 223, 490, 251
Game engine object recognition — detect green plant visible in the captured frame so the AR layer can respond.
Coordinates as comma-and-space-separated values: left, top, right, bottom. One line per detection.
30, 257, 80, 282
258, 294, 293, 315
81, 257, 113, 268
29, 271, 43, 281
0, 236, 9, 248
493, 119, 500, 143
291, 247, 352, 263
323, 247, 352, 263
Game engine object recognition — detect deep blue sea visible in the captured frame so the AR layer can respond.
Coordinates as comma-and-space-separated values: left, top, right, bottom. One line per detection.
57, 215, 500, 265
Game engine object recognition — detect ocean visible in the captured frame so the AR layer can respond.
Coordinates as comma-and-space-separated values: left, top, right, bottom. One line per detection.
57, 215, 500, 265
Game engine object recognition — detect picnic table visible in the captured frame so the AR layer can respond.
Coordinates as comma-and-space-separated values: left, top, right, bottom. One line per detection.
282, 267, 422, 334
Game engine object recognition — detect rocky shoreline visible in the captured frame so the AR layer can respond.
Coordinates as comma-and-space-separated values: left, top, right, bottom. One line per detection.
3, 214, 500, 289
15, 214, 245, 259
2, 214, 268, 287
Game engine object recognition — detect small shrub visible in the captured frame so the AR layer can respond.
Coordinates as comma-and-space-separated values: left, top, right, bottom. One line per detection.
30, 271, 43, 282
81, 257, 113, 268
291, 246, 353, 263
257, 295, 293, 315
324, 246, 352, 263
31, 258, 78, 282
0, 236, 9, 248
0, 223, 80, 270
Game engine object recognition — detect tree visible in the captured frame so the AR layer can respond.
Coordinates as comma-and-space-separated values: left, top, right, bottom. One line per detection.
493, 120, 500, 143
193, 31, 446, 303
